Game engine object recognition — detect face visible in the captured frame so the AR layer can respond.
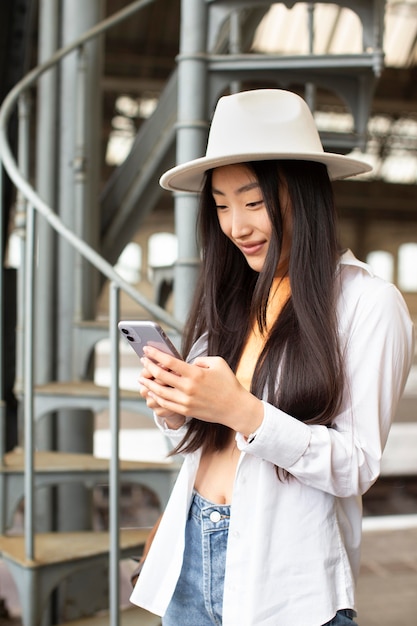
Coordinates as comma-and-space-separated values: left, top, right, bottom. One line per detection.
211, 163, 292, 276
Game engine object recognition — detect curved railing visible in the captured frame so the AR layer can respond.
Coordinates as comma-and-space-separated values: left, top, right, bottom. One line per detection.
0, 0, 179, 329
0, 1, 180, 624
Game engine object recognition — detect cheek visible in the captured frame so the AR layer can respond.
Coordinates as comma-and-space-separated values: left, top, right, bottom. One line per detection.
258, 213, 273, 238
217, 212, 231, 238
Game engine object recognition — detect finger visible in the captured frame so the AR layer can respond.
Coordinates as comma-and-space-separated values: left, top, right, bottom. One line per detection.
139, 367, 154, 380
146, 391, 179, 415
140, 386, 165, 412
143, 346, 187, 375
141, 357, 184, 389
140, 375, 172, 400
139, 376, 187, 415
146, 396, 161, 411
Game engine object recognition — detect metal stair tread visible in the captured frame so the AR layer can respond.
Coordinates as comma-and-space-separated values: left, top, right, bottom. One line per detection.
0, 528, 150, 568
0, 448, 175, 473
34, 381, 139, 399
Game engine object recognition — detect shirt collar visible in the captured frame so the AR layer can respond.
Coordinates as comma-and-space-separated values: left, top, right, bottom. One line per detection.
339, 249, 375, 277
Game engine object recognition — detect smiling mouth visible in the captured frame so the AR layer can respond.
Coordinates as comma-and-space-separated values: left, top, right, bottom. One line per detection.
239, 242, 266, 255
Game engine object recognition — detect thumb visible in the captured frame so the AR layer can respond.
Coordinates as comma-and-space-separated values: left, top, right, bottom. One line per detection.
193, 357, 212, 369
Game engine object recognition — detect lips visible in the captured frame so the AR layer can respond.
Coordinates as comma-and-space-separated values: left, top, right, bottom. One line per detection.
239, 241, 266, 255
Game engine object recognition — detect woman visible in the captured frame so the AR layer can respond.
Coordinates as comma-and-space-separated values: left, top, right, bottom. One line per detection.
130, 89, 414, 625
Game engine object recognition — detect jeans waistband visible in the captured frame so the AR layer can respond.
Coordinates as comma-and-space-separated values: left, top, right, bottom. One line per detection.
190, 491, 231, 532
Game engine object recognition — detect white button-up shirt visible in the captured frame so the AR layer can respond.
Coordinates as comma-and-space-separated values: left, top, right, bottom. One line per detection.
131, 251, 414, 625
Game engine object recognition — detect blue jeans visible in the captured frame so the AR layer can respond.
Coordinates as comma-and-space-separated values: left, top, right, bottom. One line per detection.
324, 609, 358, 625
163, 492, 358, 626
163, 491, 230, 626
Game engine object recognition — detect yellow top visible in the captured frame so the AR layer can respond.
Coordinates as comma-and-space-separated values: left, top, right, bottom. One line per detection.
235, 276, 291, 391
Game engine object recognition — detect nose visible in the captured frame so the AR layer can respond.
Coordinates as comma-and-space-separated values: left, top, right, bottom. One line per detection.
230, 207, 251, 239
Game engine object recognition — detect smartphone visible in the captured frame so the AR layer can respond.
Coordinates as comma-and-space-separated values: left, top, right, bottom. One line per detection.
118, 320, 183, 360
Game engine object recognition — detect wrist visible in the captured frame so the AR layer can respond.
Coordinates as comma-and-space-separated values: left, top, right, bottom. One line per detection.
237, 395, 264, 438
164, 414, 186, 430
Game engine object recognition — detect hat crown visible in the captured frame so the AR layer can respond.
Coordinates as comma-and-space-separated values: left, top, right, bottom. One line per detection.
159, 88, 372, 192
206, 89, 324, 159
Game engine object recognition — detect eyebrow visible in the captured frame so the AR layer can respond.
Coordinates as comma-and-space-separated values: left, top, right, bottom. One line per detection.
212, 181, 260, 196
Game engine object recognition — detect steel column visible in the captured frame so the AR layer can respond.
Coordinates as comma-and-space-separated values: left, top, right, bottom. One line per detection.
34, 0, 60, 542
35, 0, 59, 389
56, 0, 104, 534
109, 282, 121, 626
174, 0, 210, 323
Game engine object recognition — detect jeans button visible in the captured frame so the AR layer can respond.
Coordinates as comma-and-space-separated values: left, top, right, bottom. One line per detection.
210, 511, 221, 522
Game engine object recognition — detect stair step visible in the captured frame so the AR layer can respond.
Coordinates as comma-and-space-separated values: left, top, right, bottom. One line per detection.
0, 450, 179, 531
63, 607, 161, 626
0, 528, 150, 567
1, 449, 174, 474
0, 530, 153, 626
33, 381, 151, 420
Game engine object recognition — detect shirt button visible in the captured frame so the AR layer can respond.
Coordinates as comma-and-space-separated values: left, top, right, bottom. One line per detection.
210, 511, 221, 523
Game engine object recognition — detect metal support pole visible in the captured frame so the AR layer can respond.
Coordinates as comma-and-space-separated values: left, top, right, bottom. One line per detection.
174, 0, 210, 324
24, 200, 36, 561
74, 43, 89, 323
305, 2, 316, 112
15, 89, 36, 560
0, 160, 4, 464
56, 0, 104, 535
229, 10, 242, 94
0, 158, 6, 539
57, 0, 103, 384
372, 0, 385, 77
35, 0, 59, 388
109, 282, 120, 626
15, 93, 31, 445
35, 0, 59, 541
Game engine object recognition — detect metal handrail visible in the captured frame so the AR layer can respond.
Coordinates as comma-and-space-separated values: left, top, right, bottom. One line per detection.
0, 1, 181, 625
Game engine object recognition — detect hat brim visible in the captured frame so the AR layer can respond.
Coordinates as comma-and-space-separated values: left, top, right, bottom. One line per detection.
160, 152, 372, 193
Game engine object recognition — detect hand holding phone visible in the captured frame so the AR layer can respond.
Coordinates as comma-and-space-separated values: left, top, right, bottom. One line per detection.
119, 321, 186, 427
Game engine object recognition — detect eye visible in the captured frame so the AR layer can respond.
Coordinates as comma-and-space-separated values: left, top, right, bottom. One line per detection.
215, 203, 228, 211
246, 199, 264, 209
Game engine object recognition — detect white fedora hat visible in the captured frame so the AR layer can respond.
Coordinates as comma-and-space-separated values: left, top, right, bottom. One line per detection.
160, 89, 372, 193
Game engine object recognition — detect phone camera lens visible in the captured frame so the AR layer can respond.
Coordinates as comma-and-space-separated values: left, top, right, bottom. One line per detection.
127, 335, 134, 342
121, 328, 129, 334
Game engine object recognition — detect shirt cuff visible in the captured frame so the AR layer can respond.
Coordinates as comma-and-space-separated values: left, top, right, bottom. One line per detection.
237, 401, 311, 468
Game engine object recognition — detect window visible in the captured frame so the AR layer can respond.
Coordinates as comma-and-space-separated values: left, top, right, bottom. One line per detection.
398, 243, 417, 291
366, 250, 394, 283
114, 242, 142, 283
148, 232, 178, 271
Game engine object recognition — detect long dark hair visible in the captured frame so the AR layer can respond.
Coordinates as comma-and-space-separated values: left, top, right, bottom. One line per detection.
174, 160, 344, 455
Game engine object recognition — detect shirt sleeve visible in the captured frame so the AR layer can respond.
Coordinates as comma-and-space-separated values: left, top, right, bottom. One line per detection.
237, 280, 415, 497
153, 414, 190, 447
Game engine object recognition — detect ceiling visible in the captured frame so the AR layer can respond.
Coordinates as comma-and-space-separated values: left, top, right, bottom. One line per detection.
102, 0, 417, 186
252, 1, 417, 183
